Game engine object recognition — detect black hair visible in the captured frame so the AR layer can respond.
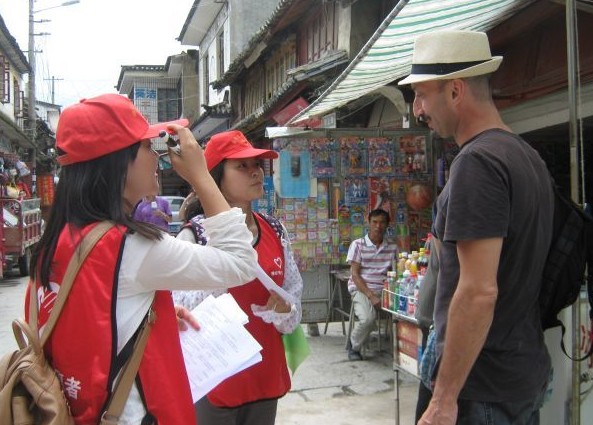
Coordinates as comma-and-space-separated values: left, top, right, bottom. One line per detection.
31, 142, 163, 289
184, 197, 204, 222
191, 160, 226, 217
368, 208, 390, 223
210, 160, 225, 188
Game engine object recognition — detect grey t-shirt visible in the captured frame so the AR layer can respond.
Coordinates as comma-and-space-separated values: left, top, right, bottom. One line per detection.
434, 129, 553, 402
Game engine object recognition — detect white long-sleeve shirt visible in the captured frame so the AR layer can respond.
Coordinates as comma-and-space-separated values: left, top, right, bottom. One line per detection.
115, 207, 257, 424
173, 217, 303, 334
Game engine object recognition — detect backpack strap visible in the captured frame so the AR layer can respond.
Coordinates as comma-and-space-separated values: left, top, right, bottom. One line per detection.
583, 209, 593, 359
189, 212, 284, 245
100, 305, 155, 425
188, 215, 208, 245
586, 210, 593, 321
29, 221, 115, 346
258, 212, 284, 242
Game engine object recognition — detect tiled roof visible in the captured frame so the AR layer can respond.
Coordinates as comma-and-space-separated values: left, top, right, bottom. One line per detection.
0, 14, 30, 74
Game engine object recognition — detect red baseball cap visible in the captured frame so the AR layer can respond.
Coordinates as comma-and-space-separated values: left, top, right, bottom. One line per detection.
56, 93, 188, 166
204, 130, 278, 171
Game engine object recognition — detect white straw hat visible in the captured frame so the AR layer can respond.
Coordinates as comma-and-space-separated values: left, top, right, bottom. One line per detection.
398, 30, 502, 85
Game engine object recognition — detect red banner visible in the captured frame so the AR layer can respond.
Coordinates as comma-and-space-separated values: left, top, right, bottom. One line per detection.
37, 174, 55, 206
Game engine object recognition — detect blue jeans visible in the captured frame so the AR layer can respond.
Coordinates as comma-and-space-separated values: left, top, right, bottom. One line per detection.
456, 385, 546, 425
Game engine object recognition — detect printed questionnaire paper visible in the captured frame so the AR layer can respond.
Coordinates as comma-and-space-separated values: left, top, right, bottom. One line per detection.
255, 266, 296, 304
179, 293, 263, 402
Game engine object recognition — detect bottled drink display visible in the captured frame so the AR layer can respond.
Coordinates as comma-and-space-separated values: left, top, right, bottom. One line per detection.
382, 237, 432, 318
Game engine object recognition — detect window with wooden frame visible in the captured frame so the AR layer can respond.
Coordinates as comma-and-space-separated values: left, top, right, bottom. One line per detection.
18, 91, 25, 118
299, 2, 339, 64
244, 64, 265, 117
0, 55, 10, 104
217, 31, 225, 80
13, 78, 22, 117
264, 38, 296, 100
202, 55, 210, 106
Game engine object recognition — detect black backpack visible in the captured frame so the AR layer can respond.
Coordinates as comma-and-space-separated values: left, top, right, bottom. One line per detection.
539, 180, 593, 359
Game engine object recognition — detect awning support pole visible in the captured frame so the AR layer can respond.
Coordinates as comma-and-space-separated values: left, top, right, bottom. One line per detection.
566, 0, 581, 423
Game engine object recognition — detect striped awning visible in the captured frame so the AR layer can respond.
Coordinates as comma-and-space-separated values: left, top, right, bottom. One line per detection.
288, 0, 535, 124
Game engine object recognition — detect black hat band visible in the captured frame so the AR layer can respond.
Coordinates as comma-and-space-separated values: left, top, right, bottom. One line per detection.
411, 60, 489, 75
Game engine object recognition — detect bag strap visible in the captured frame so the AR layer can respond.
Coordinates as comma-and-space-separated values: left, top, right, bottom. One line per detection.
100, 306, 156, 425
24, 220, 155, 424
257, 212, 284, 242
28, 221, 115, 346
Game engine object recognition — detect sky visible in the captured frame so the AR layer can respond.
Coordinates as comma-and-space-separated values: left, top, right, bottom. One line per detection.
0, 0, 195, 108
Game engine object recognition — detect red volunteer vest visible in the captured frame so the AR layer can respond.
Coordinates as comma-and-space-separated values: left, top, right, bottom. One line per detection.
25, 223, 195, 425
207, 213, 291, 407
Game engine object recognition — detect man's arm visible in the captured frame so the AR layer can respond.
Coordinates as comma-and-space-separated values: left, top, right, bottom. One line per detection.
350, 262, 381, 306
157, 198, 173, 223
419, 237, 501, 425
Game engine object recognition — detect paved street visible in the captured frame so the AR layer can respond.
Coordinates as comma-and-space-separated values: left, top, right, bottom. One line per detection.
0, 276, 418, 424
277, 323, 418, 425
0, 272, 28, 354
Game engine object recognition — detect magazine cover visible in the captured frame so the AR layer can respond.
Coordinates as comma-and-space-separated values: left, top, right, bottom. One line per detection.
349, 204, 366, 240
394, 134, 428, 177
344, 177, 369, 205
310, 138, 337, 178
368, 177, 394, 218
340, 137, 367, 176
367, 137, 395, 176
316, 180, 330, 220
337, 202, 351, 248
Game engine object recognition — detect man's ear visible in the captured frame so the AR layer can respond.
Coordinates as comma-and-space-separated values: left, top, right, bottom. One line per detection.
449, 79, 464, 104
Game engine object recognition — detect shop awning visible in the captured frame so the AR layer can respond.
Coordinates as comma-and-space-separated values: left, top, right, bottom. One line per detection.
288, 0, 535, 124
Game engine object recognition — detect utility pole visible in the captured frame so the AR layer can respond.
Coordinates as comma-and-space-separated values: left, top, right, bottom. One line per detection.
566, 1, 582, 424
44, 76, 64, 105
27, 0, 36, 148
27, 0, 80, 153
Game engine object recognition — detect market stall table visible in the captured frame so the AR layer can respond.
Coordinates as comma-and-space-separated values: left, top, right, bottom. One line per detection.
323, 268, 351, 335
383, 307, 422, 425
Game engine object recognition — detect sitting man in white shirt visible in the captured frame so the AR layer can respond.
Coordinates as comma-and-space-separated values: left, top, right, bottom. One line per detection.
346, 208, 398, 361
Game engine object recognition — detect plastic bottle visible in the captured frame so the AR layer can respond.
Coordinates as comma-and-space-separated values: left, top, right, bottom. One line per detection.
404, 253, 412, 274
406, 273, 417, 316
394, 277, 401, 312
414, 275, 423, 309
396, 202, 407, 224
399, 270, 410, 313
418, 248, 429, 276
397, 252, 407, 278
389, 272, 397, 311
409, 251, 418, 277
